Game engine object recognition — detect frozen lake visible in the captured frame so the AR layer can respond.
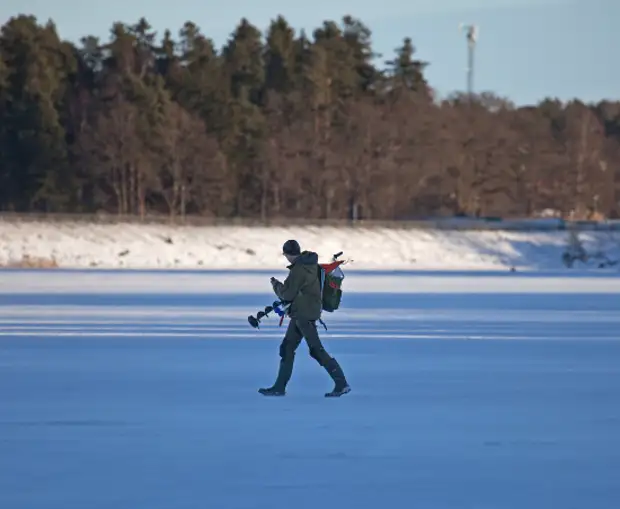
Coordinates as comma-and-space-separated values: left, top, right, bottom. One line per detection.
1, 270, 620, 509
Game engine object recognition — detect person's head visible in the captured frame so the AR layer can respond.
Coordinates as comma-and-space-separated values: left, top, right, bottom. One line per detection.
282, 239, 301, 264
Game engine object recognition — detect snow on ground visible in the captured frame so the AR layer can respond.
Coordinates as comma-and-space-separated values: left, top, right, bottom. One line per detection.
1, 268, 620, 295
1, 219, 619, 270
1, 271, 619, 509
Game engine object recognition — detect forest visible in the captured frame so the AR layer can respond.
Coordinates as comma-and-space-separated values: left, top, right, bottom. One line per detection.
0, 14, 619, 220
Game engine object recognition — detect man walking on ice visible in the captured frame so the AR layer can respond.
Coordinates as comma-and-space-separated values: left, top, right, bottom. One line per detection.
259, 239, 351, 398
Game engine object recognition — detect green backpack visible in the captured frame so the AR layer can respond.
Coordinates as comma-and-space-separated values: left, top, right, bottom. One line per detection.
318, 256, 346, 313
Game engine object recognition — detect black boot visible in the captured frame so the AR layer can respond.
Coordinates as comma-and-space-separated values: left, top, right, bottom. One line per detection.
258, 386, 286, 396
259, 356, 294, 396
324, 357, 351, 398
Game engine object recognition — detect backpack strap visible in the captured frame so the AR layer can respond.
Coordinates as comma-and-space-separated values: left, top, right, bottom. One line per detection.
318, 264, 326, 312
318, 265, 326, 294
316, 266, 329, 329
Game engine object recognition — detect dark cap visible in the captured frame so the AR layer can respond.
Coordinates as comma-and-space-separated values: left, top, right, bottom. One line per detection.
282, 239, 301, 256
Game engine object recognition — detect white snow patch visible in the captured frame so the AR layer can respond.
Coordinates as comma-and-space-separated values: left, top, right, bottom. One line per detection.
1, 271, 620, 294
0, 219, 619, 271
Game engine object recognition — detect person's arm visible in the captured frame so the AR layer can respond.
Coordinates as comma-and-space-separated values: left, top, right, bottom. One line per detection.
272, 268, 304, 302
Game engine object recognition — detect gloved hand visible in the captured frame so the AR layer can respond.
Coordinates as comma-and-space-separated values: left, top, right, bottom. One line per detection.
270, 277, 281, 297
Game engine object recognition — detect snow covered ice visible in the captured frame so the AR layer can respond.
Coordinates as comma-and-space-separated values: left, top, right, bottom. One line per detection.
1, 269, 620, 509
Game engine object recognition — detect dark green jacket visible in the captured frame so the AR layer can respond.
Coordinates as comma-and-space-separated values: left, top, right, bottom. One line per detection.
273, 251, 322, 320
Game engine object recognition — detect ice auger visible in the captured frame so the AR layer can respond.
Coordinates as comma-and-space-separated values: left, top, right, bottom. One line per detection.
248, 300, 289, 329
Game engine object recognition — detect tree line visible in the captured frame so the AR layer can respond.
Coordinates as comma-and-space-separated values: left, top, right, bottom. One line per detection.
1, 14, 619, 220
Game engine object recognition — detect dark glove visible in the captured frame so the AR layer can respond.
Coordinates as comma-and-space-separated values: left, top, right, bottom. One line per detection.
270, 277, 280, 290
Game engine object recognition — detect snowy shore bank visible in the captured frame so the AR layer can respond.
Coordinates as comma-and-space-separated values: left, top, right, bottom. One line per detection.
1, 219, 619, 271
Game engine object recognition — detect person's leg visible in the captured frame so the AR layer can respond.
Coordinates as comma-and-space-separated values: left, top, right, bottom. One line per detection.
296, 319, 350, 397
259, 319, 303, 396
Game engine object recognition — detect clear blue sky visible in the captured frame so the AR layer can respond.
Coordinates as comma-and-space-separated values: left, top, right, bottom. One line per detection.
1, 0, 616, 106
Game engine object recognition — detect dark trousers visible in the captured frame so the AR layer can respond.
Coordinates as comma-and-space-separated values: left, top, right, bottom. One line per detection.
272, 318, 347, 390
